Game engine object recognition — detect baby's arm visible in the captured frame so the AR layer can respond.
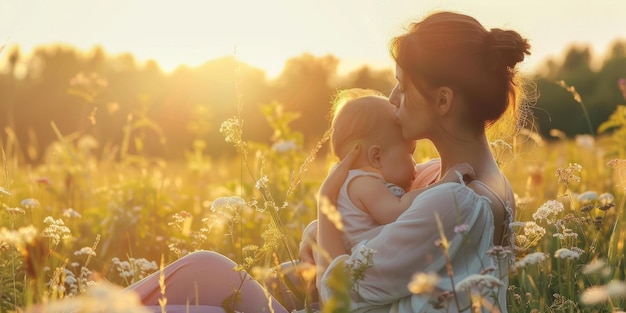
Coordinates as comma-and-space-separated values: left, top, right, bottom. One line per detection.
349, 176, 408, 225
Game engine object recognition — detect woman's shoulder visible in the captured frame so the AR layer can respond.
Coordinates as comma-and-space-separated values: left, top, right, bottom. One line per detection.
408, 181, 491, 216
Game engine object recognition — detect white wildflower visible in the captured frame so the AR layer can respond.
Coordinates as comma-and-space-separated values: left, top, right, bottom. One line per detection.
21, 198, 40, 209
0, 186, 10, 196
210, 196, 245, 213
454, 224, 470, 234
5, 207, 26, 216
42, 216, 71, 247
63, 208, 83, 219
582, 259, 607, 275
255, 175, 269, 191
555, 163, 582, 185
74, 247, 97, 257
272, 140, 297, 153
606, 280, 626, 297
598, 192, 615, 207
455, 274, 503, 292
575, 134, 594, 149
533, 200, 564, 223
515, 252, 547, 269
408, 272, 439, 295
554, 248, 580, 260
580, 286, 608, 305
577, 191, 597, 206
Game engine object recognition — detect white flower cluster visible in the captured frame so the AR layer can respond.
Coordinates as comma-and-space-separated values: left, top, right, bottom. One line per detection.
74, 247, 97, 257
111, 257, 158, 282
515, 252, 547, 269
21, 198, 41, 209
455, 274, 503, 293
42, 216, 72, 247
63, 208, 83, 219
0, 225, 38, 253
5, 206, 25, 216
532, 200, 564, 224
554, 247, 584, 260
580, 281, 626, 305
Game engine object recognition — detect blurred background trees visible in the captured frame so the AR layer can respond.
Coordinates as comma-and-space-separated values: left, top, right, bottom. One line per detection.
1, 39, 625, 163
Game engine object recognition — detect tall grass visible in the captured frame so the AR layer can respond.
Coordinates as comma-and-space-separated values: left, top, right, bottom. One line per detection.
0, 75, 625, 312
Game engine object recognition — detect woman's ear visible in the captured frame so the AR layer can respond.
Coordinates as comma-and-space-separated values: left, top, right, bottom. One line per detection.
367, 145, 383, 168
436, 87, 454, 116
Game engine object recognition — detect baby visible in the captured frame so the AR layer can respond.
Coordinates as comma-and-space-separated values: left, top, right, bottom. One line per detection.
328, 88, 471, 250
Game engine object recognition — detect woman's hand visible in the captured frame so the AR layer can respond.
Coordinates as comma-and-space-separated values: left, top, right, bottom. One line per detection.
299, 220, 318, 264
318, 144, 361, 205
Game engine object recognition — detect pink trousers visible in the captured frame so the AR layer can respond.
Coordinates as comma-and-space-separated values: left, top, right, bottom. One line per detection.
125, 251, 289, 313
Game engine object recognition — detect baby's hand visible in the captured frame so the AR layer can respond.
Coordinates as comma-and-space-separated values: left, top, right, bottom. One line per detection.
441, 163, 475, 184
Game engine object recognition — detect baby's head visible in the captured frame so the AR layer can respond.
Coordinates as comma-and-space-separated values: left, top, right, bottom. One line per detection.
330, 88, 416, 190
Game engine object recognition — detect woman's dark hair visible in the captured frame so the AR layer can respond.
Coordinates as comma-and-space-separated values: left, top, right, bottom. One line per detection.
390, 11, 531, 127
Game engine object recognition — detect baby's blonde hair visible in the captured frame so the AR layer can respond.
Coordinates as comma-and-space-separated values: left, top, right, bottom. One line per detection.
330, 88, 399, 160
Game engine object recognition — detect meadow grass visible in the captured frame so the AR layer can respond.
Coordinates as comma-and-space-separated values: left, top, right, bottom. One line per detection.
1, 98, 626, 312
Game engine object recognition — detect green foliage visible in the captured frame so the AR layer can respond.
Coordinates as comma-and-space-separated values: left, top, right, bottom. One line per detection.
598, 105, 626, 158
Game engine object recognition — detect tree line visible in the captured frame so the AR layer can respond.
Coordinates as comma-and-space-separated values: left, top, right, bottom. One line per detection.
0, 40, 625, 163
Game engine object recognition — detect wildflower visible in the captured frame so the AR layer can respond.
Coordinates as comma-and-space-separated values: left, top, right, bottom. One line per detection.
455, 274, 502, 292
554, 248, 581, 260
210, 196, 245, 220
606, 280, 626, 297
580, 285, 609, 305
210, 196, 245, 213
272, 140, 297, 153
219, 118, 246, 151
487, 246, 514, 259
582, 259, 606, 275
255, 175, 269, 191
262, 200, 278, 213
454, 224, 470, 234
532, 200, 564, 223
345, 247, 376, 287
0, 186, 10, 196
5, 206, 26, 216
21, 198, 40, 209
408, 272, 439, 295
515, 252, 547, 268
63, 208, 83, 219
577, 191, 597, 206
42, 216, 72, 248
598, 193, 615, 211
607, 158, 626, 168
555, 163, 582, 185
518, 221, 546, 248
575, 134, 594, 149
74, 247, 97, 257
35, 177, 51, 185
77, 135, 99, 152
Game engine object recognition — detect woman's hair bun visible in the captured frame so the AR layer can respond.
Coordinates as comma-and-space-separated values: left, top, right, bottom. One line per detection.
486, 28, 531, 69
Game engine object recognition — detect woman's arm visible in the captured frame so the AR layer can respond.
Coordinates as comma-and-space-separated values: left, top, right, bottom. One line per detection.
324, 184, 494, 306
316, 145, 360, 288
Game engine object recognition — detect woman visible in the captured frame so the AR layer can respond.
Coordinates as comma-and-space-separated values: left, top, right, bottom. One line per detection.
120, 11, 529, 313
314, 11, 529, 313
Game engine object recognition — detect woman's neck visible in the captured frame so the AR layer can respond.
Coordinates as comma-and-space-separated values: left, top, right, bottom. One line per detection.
431, 132, 499, 181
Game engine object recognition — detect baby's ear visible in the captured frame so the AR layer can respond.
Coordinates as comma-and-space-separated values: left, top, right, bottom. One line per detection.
368, 145, 383, 168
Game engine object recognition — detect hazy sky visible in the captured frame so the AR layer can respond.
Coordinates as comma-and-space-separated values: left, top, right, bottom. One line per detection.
2, 0, 625, 77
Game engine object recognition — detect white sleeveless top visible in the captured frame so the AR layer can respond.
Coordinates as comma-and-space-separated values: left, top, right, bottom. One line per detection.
322, 178, 514, 313
339, 169, 406, 251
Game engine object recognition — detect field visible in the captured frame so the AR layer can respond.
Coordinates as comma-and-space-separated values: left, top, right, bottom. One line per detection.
1, 106, 625, 312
